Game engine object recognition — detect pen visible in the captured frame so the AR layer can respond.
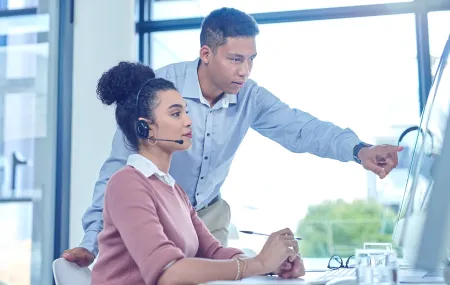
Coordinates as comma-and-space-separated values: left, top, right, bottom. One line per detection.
240, 230, 302, 240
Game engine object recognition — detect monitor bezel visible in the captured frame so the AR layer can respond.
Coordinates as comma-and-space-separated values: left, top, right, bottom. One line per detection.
392, 34, 450, 270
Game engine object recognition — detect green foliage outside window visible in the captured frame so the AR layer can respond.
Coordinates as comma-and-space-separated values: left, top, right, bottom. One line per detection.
296, 199, 397, 258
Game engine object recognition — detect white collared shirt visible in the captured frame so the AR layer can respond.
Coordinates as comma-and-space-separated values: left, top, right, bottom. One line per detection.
126, 154, 175, 187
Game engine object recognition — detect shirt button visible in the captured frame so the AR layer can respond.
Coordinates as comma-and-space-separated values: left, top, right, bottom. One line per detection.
204, 156, 208, 160
196, 193, 200, 196
209, 110, 213, 113
200, 176, 204, 179
207, 133, 210, 136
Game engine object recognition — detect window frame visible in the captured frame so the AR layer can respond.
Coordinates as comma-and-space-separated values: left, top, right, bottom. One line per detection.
137, 0, 450, 114
0, 0, 73, 283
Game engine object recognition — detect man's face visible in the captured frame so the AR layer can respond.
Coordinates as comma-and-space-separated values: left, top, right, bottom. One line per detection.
207, 36, 257, 94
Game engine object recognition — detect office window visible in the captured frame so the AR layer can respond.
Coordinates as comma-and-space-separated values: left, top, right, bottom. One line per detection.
149, 0, 413, 21
0, 5, 57, 285
428, 11, 450, 75
150, 14, 419, 258
0, 0, 39, 9
150, 29, 198, 67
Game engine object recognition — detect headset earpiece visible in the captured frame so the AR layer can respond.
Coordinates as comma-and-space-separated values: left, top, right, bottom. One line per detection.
136, 119, 150, 139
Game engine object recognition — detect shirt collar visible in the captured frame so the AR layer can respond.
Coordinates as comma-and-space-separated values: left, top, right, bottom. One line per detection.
183, 58, 237, 108
126, 154, 175, 187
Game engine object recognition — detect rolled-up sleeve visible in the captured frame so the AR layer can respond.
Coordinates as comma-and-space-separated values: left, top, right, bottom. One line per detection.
250, 85, 362, 162
105, 172, 185, 285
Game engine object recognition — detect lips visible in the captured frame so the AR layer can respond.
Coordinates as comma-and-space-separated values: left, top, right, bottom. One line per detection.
233, 81, 244, 86
183, 131, 192, 138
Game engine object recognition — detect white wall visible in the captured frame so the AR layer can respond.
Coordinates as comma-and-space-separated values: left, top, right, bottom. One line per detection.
70, 0, 136, 248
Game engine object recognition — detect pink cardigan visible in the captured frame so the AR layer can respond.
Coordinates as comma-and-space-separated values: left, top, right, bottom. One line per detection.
91, 166, 243, 285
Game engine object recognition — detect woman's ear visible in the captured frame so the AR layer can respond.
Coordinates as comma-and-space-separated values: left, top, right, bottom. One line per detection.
138, 117, 155, 131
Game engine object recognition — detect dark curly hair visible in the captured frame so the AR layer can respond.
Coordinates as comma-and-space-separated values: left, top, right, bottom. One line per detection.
97, 61, 177, 151
200, 7, 260, 52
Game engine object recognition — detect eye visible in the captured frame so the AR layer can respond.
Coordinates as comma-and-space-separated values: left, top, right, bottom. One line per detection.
172, 112, 181, 117
230, 58, 241, 63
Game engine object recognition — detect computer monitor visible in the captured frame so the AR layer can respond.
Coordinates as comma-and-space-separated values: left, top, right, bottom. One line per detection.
392, 34, 450, 271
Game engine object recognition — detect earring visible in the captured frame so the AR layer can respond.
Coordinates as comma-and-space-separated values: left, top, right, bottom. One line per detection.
147, 130, 157, 145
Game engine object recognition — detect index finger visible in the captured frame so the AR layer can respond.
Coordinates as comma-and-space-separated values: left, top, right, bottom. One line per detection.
377, 145, 404, 154
276, 228, 294, 236
292, 240, 299, 254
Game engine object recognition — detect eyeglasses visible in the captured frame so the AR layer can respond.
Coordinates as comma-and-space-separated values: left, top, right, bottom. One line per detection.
327, 255, 356, 270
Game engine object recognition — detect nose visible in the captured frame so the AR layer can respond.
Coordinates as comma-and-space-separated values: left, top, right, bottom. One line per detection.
184, 112, 192, 128
238, 61, 251, 78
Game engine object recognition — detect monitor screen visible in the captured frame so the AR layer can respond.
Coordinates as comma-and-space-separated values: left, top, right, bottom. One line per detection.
394, 35, 450, 255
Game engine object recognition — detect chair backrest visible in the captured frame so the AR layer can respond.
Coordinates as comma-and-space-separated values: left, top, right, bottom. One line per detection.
52, 258, 92, 285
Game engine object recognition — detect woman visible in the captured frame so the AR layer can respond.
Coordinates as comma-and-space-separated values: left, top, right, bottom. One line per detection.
91, 61, 305, 285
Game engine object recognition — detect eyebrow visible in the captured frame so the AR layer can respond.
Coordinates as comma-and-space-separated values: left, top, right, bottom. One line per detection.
227, 53, 257, 59
168, 103, 187, 109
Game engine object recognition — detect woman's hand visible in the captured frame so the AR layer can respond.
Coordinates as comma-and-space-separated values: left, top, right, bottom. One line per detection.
255, 228, 298, 274
274, 253, 306, 279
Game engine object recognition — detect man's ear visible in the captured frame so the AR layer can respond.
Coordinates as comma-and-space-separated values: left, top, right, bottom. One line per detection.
199, 45, 212, 64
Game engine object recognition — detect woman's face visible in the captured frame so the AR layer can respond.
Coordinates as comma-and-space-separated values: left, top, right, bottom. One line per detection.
144, 89, 192, 153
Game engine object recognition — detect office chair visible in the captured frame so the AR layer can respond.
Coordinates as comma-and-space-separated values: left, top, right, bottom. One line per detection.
52, 258, 91, 285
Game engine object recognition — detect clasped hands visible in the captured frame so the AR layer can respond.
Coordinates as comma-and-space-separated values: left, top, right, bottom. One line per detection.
255, 228, 305, 279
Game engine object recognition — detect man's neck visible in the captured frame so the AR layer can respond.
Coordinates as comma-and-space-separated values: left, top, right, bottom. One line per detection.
197, 62, 223, 106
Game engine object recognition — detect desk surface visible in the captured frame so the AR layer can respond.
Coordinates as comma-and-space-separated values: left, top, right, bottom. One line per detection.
203, 275, 309, 284
202, 271, 447, 285
203, 272, 332, 284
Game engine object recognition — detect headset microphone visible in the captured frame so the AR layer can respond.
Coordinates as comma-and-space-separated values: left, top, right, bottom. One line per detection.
152, 138, 184, 144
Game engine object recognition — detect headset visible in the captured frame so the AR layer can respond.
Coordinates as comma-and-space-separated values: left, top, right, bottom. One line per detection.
133, 78, 184, 144
135, 78, 157, 139
398, 125, 434, 152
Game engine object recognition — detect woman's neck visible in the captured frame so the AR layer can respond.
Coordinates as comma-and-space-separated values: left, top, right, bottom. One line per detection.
139, 148, 172, 174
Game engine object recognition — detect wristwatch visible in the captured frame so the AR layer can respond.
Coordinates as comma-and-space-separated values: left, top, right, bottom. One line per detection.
353, 142, 373, 164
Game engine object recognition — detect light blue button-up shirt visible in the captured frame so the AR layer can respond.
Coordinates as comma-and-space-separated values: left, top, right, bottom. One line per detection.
80, 58, 362, 256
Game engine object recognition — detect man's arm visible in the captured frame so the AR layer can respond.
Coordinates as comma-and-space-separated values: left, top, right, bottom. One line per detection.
250, 86, 361, 162
79, 128, 134, 256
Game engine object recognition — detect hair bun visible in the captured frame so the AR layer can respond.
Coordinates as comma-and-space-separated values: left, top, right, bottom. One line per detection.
97, 61, 156, 106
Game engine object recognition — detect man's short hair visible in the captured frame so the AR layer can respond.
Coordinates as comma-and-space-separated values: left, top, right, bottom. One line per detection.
200, 7, 260, 51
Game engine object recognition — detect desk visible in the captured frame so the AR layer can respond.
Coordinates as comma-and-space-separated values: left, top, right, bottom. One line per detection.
203, 275, 309, 284
203, 272, 328, 284
202, 270, 448, 285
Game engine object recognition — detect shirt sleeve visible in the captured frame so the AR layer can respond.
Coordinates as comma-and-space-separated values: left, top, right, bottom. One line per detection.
80, 128, 134, 256
105, 171, 185, 285
176, 186, 244, 260
250, 85, 362, 162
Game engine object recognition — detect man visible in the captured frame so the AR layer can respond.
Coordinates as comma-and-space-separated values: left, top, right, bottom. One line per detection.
63, 7, 402, 267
